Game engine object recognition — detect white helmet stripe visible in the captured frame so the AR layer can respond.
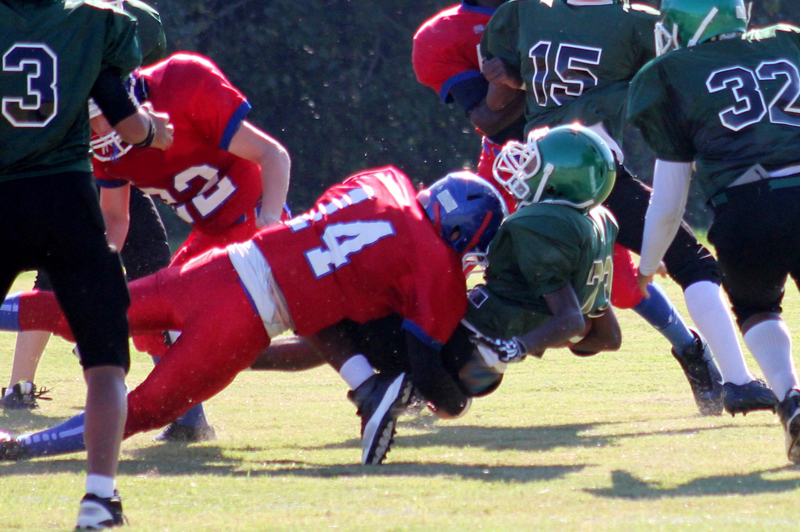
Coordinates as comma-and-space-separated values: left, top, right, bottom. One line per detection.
531, 163, 555, 204
688, 7, 719, 47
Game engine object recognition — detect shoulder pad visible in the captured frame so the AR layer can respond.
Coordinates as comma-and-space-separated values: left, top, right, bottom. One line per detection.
627, 3, 659, 16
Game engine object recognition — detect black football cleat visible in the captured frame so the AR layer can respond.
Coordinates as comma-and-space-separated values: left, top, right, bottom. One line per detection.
672, 331, 724, 416
722, 379, 778, 416
153, 422, 216, 443
778, 389, 800, 464
348, 372, 413, 465
75, 491, 126, 530
1, 381, 51, 410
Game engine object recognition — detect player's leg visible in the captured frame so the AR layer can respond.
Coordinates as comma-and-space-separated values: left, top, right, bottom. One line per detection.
1, 251, 269, 458
41, 172, 130, 526
3, 271, 54, 410
123, 188, 216, 442
124, 255, 269, 437
708, 188, 798, 421
602, 193, 726, 414
605, 170, 751, 380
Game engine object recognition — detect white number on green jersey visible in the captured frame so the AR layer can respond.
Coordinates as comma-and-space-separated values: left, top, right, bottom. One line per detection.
581, 256, 613, 317
2, 44, 58, 128
706, 59, 800, 131
528, 41, 602, 107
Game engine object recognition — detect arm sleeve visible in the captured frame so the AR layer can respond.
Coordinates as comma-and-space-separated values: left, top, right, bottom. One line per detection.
89, 68, 139, 127
638, 160, 693, 276
450, 76, 490, 117
405, 331, 470, 417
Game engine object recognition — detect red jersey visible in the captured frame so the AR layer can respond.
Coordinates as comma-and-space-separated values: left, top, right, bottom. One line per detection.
412, 2, 495, 103
249, 166, 467, 347
94, 53, 262, 235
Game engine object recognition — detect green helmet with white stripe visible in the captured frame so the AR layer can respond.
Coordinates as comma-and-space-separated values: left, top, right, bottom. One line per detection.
492, 124, 616, 211
656, 0, 748, 56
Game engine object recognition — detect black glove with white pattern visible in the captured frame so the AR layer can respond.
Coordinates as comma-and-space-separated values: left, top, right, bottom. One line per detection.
470, 334, 527, 363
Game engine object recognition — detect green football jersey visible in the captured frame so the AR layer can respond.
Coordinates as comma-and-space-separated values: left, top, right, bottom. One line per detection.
125, 0, 167, 66
0, 0, 140, 181
481, 0, 657, 140
465, 203, 617, 340
628, 25, 800, 201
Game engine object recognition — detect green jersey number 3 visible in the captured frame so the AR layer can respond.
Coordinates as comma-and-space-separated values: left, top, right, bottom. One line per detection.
2, 43, 58, 128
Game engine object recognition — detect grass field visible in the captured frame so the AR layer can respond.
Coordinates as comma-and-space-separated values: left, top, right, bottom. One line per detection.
2, 272, 800, 531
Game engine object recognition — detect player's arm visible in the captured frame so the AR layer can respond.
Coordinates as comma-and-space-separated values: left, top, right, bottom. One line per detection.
637, 159, 693, 295
472, 284, 594, 362
249, 335, 325, 371
569, 308, 622, 356
99, 184, 132, 252
227, 121, 291, 228
405, 331, 471, 419
90, 68, 173, 150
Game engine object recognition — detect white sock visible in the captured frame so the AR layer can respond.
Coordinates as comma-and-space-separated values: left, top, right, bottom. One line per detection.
339, 354, 374, 390
684, 281, 754, 385
85, 474, 115, 498
743, 319, 799, 402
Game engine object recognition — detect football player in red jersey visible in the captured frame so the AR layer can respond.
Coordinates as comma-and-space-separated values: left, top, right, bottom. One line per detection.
89, 51, 291, 441
413, 0, 521, 209
0, 167, 506, 466
92, 52, 291, 268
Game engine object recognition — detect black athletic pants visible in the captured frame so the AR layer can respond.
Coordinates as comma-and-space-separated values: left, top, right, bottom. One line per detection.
0, 172, 130, 371
708, 182, 800, 327
34, 186, 171, 290
603, 166, 721, 290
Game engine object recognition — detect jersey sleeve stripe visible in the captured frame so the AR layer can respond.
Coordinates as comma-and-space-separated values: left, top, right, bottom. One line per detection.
440, 70, 484, 102
219, 100, 252, 151
95, 178, 128, 189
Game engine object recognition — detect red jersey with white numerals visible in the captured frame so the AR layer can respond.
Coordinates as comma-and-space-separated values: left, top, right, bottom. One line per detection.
412, 2, 493, 103
254, 166, 467, 347
94, 52, 262, 235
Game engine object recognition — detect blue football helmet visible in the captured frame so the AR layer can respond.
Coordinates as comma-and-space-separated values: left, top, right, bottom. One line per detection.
417, 171, 508, 271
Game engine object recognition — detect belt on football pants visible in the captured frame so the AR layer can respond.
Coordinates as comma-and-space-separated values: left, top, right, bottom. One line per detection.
710, 174, 800, 208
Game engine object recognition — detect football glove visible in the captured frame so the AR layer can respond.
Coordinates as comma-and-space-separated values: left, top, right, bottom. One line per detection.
470, 334, 527, 363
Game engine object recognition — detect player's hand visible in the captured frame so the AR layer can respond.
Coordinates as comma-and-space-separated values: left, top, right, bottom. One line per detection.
481, 57, 524, 90
255, 210, 281, 229
637, 262, 667, 298
470, 334, 527, 363
142, 103, 174, 151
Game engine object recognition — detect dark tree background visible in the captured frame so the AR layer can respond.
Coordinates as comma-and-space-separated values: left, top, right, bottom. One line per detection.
147, 0, 800, 241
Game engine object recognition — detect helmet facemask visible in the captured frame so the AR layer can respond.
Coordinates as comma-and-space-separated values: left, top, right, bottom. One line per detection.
492, 140, 542, 206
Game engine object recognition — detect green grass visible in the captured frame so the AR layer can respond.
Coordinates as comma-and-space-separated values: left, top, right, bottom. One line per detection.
2, 272, 800, 531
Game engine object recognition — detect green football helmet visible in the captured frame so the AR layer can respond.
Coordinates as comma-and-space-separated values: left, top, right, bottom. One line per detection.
492, 125, 616, 211
656, 0, 749, 56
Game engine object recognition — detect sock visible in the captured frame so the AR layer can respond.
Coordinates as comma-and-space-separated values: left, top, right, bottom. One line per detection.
0, 293, 21, 331
684, 281, 754, 385
743, 319, 799, 402
339, 354, 374, 390
152, 354, 209, 428
85, 474, 115, 498
16, 412, 87, 457
633, 282, 695, 355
